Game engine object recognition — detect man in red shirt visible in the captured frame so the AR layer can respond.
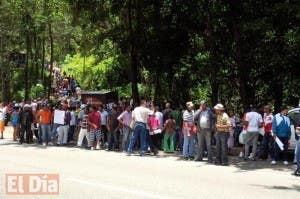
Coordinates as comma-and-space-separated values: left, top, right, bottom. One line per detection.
89, 106, 101, 150
259, 105, 274, 160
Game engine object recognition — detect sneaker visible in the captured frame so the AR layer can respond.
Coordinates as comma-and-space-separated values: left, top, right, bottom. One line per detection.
91, 147, 95, 150
42, 142, 47, 146
294, 170, 300, 176
48, 142, 54, 146
249, 153, 253, 159
239, 152, 244, 158
283, 161, 289, 165
96, 145, 100, 150
194, 158, 203, 162
271, 160, 277, 165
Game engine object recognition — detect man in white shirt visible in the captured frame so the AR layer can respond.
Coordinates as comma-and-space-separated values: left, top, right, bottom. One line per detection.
244, 107, 263, 160
0, 103, 7, 139
127, 100, 153, 156
99, 105, 109, 146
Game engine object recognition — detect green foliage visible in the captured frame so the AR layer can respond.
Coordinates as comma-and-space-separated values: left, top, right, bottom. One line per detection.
30, 84, 45, 99
1, 0, 299, 113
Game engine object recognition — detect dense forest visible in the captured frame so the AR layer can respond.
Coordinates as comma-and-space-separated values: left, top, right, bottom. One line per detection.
0, 0, 299, 113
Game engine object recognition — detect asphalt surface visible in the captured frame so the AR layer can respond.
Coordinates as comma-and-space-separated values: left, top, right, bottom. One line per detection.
0, 127, 299, 199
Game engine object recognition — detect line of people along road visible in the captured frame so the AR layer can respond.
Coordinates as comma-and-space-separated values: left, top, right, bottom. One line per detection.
0, 99, 299, 176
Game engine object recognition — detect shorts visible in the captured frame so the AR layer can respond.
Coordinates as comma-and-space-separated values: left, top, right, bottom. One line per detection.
0, 121, 5, 132
90, 130, 101, 142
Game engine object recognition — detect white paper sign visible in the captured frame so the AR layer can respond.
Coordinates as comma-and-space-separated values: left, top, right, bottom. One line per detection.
275, 137, 284, 151
54, 110, 65, 125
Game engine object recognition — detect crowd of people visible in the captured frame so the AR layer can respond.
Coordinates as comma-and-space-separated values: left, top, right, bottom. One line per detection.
0, 97, 299, 176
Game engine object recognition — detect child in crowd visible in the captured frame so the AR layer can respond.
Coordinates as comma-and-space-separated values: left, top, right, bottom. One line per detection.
164, 114, 176, 153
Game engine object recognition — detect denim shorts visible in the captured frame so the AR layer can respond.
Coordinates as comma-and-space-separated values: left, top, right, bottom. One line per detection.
90, 130, 101, 142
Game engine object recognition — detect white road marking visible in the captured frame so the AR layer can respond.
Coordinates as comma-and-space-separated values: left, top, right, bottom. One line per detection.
65, 177, 175, 199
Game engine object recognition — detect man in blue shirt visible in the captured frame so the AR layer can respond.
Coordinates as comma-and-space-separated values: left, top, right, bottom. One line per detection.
271, 105, 291, 165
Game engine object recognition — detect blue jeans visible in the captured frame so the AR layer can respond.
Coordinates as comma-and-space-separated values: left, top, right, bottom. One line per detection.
296, 138, 300, 171
51, 123, 60, 138
121, 126, 131, 151
40, 124, 51, 143
174, 126, 183, 151
127, 122, 147, 155
108, 129, 119, 150
183, 130, 195, 158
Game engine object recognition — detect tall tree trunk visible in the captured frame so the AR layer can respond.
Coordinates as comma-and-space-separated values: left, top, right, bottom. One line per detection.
273, 79, 283, 113
41, 34, 45, 84
47, 22, 54, 99
33, 32, 39, 83
128, 0, 139, 104
24, 33, 30, 101
205, 1, 219, 106
229, 0, 250, 111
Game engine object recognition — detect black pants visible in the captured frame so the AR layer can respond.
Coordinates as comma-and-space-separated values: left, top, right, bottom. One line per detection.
20, 125, 32, 144
148, 133, 160, 153
33, 123, 39, 140
274, 137, 289, 161
68, 125, 76, 142
259, 133, 274, 160
101, 125, 108, 143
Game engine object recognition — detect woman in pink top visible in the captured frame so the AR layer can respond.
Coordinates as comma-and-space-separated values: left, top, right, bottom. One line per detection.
148, 106, 161, 155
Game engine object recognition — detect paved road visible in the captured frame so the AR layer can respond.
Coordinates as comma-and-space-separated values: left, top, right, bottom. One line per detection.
0, 128, 299, 199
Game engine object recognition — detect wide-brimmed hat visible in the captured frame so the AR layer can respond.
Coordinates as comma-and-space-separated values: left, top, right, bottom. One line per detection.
214, 103, 225, 110
186, 101, 194, 108
81, 104, 86, 109
200, 100, 207, 105
24, 104, 31, 109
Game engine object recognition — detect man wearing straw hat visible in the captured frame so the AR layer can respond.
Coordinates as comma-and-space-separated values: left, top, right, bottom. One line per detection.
214, 104, 231, 166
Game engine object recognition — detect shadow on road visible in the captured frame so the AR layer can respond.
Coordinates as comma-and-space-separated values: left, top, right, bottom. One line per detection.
250, 184, 300, 192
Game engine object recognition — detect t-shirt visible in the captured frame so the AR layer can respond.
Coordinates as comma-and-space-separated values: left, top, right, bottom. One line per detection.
117, 111, 132, 127
70, 111, 76, 126
216, 112, 231, 132
133, 106, 152, 124
165, 119, 176, 134
38, 109, 52, 124
11, 111, 20, 126
199, 110, 209, 129
0, 107, 7, 121
148, 115, 160, 130
99, 110, 109, 126
89, 111, 101, 130
172, 110, 182, 127
155, 111, 163, 128
263, 113, 273, 133
183, 110, 194, 126
245, 111, 263, 132
108, 113, 119, 131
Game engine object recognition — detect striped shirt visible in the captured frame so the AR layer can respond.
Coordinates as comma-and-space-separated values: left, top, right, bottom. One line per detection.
183, 110, 194, 126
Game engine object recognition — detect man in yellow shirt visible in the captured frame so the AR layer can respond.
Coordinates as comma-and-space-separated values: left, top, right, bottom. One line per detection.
214, 104, 231, 166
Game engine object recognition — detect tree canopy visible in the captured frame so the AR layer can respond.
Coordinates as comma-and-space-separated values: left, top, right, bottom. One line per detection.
0, 0, 299, 113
